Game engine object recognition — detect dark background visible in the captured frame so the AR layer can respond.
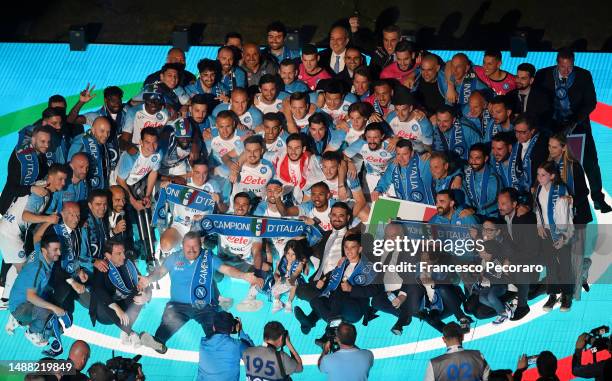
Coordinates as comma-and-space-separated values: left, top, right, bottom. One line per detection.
3, 0, 612, 51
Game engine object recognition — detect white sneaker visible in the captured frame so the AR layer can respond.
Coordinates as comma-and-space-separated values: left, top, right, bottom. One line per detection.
5, 313, 20, 335
284, 302, 293, 313
236, 296, 263, 312
129, 332, 141, 348
218, 295, 234, 311
493, 313, 509, 325
271, 299, 283, 313
120, 331, 130, 346
25, 329, 48, 347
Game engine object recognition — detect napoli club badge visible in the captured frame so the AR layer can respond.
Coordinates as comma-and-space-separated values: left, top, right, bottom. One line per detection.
243, 116, 252, 124
194, 285, 208, 299
411, 191, 424, 202
556, 87, 567, 99
156, 113, 164, 120
201, 218, 213, 231
260, 167, 267, 174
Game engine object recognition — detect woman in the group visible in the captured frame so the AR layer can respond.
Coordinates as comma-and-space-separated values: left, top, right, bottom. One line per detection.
534, 161, 574, 312
548, 133, 592, 300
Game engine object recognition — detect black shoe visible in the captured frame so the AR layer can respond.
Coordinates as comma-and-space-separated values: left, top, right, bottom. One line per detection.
594, 200, 612, 213
542, 294, 558, 311
510, 305, 530, 321
42, 340, 63, 357
391, 321, 403, 336
582, 282, 590, 292
362, 307, 379, 326
560, 294, 572, 312
295, 307, 312, 335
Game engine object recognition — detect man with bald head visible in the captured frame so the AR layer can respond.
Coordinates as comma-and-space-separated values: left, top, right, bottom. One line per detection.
48, 153, 90, 213
412, 54, 447, 117
68, 116, 115, 190
212, 88, 263, 131
443, 53, 490, 116
217, 46, 247, 94
144, 47, 196, 87
319, 25, 351, 76
240, 42, 278, 88
64, 340, 90, 380
108, 185, 135, 260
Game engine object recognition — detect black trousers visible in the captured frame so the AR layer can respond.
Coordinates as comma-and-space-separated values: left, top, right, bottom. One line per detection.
420, 284, 469, 332
540, 237, 574, 295
558, 121, 604, 203
371, 284, 423, 326
310, 291, 369, 324
95, 298, 143, 334
296, 280, 323, 302
50, 274, 90, 315
154, 302, 218, 344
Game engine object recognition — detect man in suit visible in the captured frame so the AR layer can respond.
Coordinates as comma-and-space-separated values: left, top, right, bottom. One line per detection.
497, 187, 540, 321
335, 47, 365, 92
318, 26, 351, 77
507, 63, 551, 132
534, 48, 611, 212
294, 202, 353, 332
512, 114, 549, 194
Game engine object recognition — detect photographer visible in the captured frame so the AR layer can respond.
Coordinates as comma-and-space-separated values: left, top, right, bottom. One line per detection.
198, 311, 254, 381
513, 351, 559, 381
318, 322, 374, 381
572, 330, 611, 381
242, 321, 303, 380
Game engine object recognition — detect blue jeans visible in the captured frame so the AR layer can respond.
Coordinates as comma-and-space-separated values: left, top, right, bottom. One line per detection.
11, 302, 53, 336
154, 302, 218, 344
479, 285, 508, 315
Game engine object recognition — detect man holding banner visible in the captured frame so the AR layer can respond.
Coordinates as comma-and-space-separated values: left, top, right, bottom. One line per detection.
138, 231, 263, 354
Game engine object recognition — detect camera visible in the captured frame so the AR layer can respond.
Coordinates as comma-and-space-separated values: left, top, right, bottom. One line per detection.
585, 325, 610, 352
106, 353, 143, 381
324, 318, 343, 352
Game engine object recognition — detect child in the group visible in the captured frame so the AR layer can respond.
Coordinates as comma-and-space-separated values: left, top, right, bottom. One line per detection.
271, 240, 308, 313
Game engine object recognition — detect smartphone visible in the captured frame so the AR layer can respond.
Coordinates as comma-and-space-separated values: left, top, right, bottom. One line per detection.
329, 318, 342, 328
527, 355, 538, 366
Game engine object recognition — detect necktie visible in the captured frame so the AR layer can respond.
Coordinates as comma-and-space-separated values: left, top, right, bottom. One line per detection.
334, 55, 340, 74
561, 77, 567, 84
71, 229, 80, 256
100, 144, 108, 181
516, 143, 523, 172
519, 94, 527, 112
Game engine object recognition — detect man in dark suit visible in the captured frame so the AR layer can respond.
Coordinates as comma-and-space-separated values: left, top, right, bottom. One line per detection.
507, 63, 552, 132
318, 26, 351, 78
513, 114, 549, 194
335, 47, 366, 92
497, 187, 540, 321
294, 202, 352, 333
534, 48, 611, 212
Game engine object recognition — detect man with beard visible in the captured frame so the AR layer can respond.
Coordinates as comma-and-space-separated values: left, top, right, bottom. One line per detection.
509, 115, 549, 194
462, 143, 501, 218
253, 74, 289, 115
262, 21, 300, 64
261, 112, 287, 166
385, 89, 434, 153
344, 123, 395, 196
241, 43, 279, 89
207, 111, 246, 177
490, 132, 519, 189
483, 96, 514, 142
507, 63, 552, 133
432, 105, 482, 163
17, 107, 69, 166
133, 63, 190, 114
429, 190, 479, 226
217, 46, 247, 93
0, 125, 52, 215
67, 85, 126, 148
279, 181, 335, 232
365, 80, 395, 121
185, 59, 225, 107
229, 135, 275, 201
68, 117, 116, 190
275, 133, 324, 203
380, 41, 419, 88
336, 47, 365, 90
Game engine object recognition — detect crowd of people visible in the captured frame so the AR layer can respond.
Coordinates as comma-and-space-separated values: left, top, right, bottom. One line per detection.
1, 14, 610, 381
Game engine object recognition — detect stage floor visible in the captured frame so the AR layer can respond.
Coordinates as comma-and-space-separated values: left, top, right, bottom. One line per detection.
0, 44, 610, 380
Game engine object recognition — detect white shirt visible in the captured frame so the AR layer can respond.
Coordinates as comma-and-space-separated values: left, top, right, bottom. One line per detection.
315, 227, 347, 279
331, 51, 346, 73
